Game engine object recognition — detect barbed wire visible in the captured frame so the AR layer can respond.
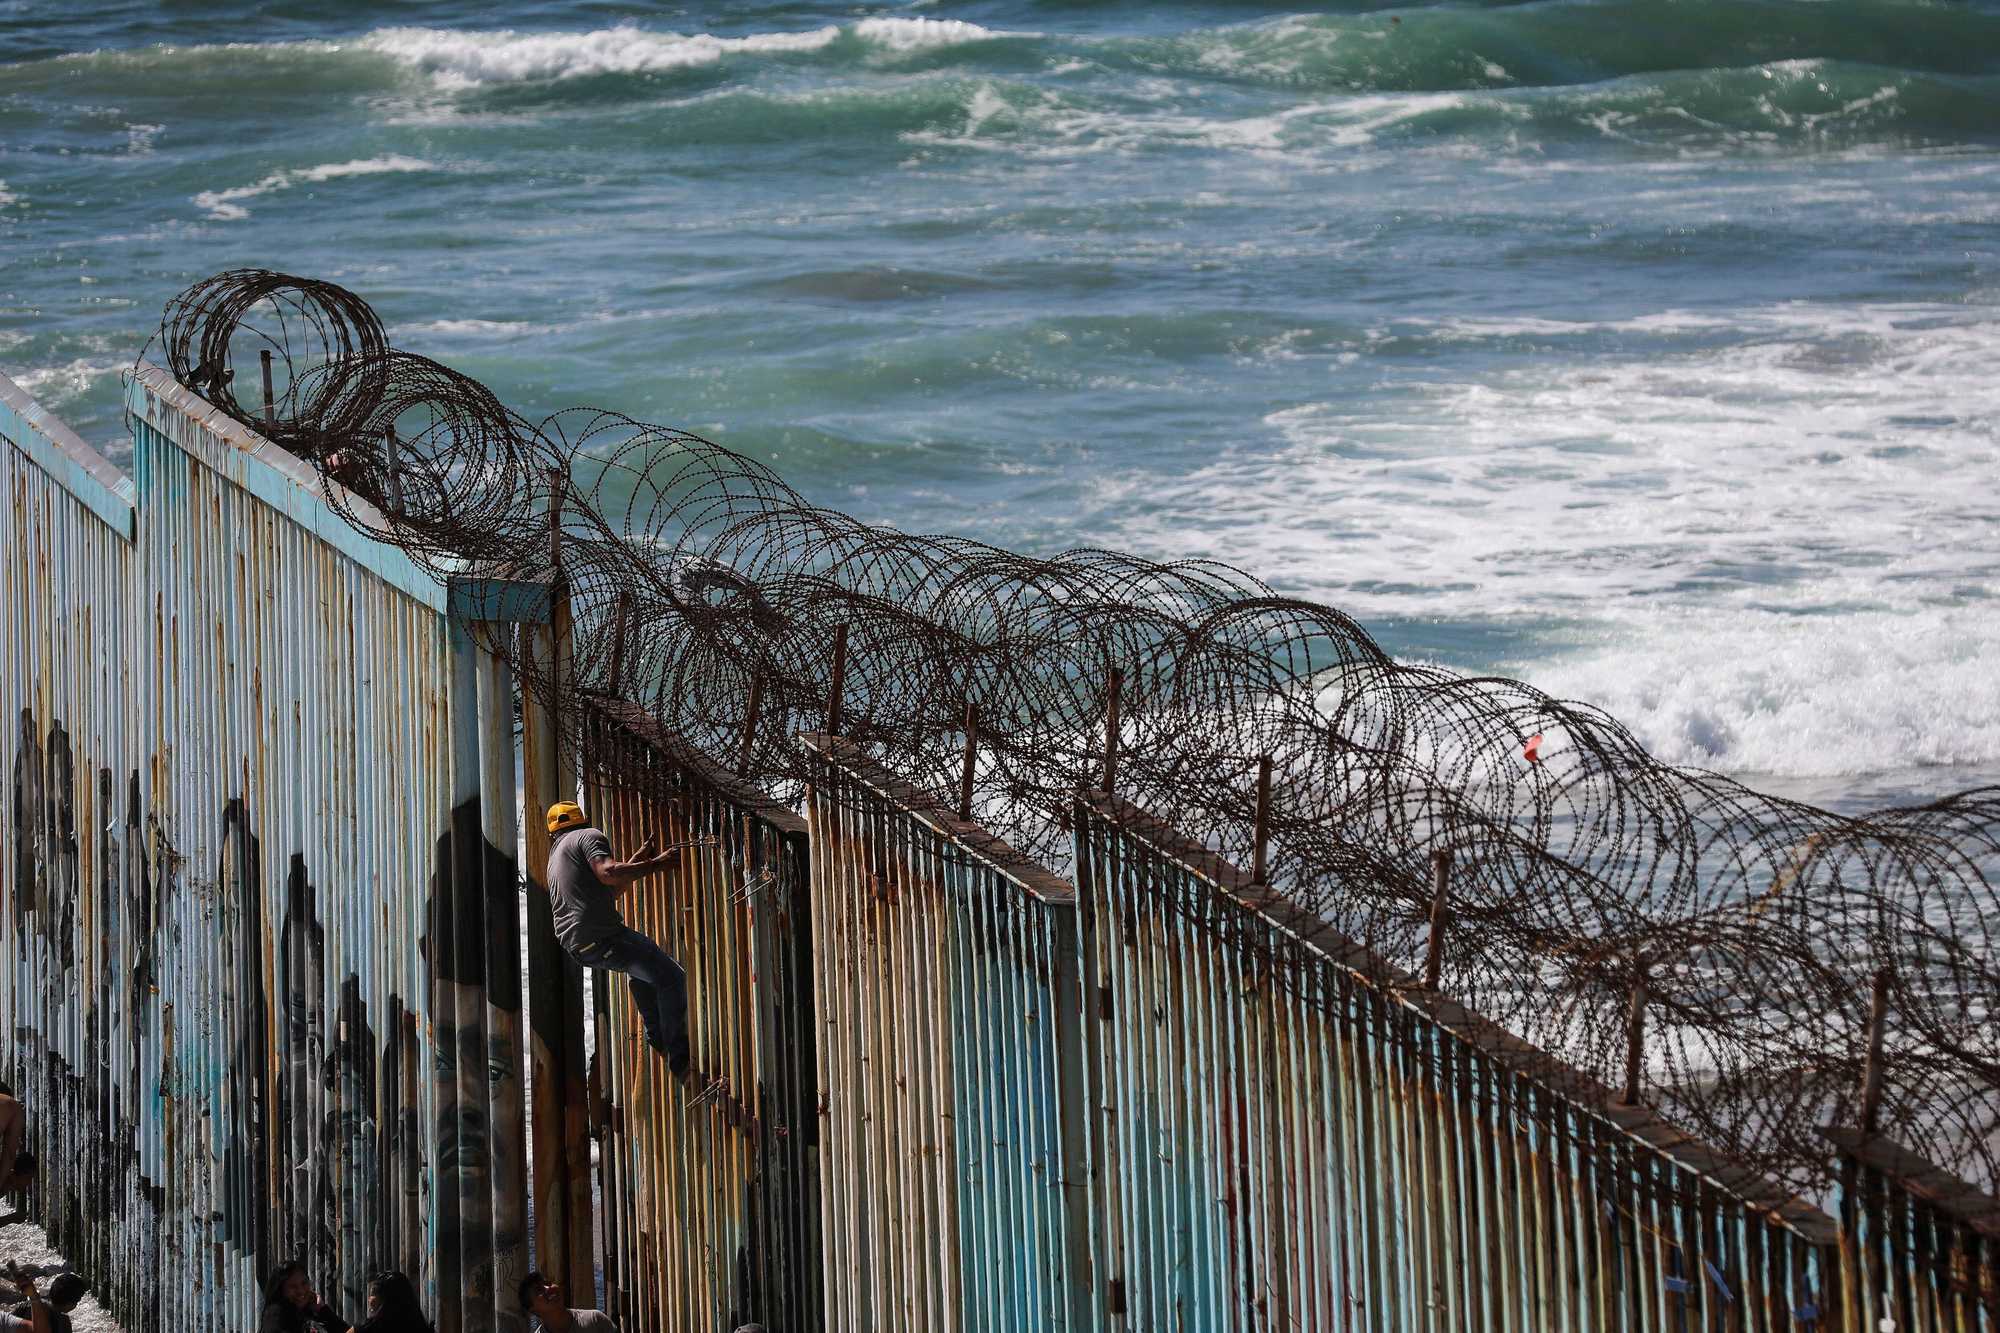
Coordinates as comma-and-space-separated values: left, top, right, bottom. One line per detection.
148, 269, 1999, 1198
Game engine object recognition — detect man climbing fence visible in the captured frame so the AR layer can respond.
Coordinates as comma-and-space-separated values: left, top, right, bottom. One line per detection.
544, 803, 698, 1088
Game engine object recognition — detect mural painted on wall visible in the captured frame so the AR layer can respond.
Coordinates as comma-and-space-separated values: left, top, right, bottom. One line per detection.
218, 797, 274, 1274
423, 798, 527, 1333
4, 712, 456, 1331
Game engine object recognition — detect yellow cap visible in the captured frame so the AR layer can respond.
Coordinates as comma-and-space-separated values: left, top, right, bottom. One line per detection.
547, 802, 588, 836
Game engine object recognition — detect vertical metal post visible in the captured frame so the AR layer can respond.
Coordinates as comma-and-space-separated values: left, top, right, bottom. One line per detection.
384, 426, 404, 512
477, 636, 530, 1333
550, 592, 595, 1304
957, 700, 979, 822
605, 593, 631, 700
259, 349, 275, 426
522, 600, 591, 1293
399, 1011, 423, 1280
1101, 667, 1123, 794
1858, 966, 1893, 1136
1422, 850, 1451, 990
1620, 962, 1649, 1107
438, 618, 481, 1333
1251, 754, 1272, 884
825, 623, 850, 734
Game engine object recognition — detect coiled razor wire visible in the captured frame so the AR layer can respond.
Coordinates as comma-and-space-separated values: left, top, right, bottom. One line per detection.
149, 269, 2000, 1199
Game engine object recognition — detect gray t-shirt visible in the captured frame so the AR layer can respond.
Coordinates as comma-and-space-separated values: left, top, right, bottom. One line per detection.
549, 828, 622, 953
567, 1313, 617, 1333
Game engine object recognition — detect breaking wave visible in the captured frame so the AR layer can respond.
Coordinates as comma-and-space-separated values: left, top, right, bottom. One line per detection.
5, 4, 1992, 153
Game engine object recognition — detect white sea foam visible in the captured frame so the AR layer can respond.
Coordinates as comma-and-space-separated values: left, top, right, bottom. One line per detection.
357, 18, 1014, 91
193, 154, 436, 220
9, 358, 123, 403
850, 17, 1017, 51
1084, 301, 2000, 777
359, 25, 841, 90
0, 182, 17, 208
905, 85, 1468, 157
1526, 602, 2000, 776
401, 317, 550, 338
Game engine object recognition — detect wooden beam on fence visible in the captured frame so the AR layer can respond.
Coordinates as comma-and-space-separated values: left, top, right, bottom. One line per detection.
259, 348, 275, 426
826, 622, 850, 734
1251, 754, 1273, 884
384, 425, 403, 511
736, 672, 766, 780
1859, 966, 1893, 1136
1620, 962, 1649, 1106
1102, 666, 1123, 794
547, 466, 565, 576
1422, 849, 1451, 990
958, 699, 979, 822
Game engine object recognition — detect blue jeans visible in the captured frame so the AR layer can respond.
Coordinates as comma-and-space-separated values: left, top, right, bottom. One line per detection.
573, 926, 689, 1072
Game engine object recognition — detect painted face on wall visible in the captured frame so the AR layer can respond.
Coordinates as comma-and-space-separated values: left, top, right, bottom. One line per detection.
423, 797, 528, 1333
283, 861, 327, 1089
431, 986, 521, 1249
10, 711, 40, 936
216, 799, 270, 1265
281, 855, 328, 1262
322, 977, 378, 1321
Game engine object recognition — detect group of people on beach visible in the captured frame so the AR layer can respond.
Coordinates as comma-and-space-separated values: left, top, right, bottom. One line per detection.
258, 1265, 627, 1333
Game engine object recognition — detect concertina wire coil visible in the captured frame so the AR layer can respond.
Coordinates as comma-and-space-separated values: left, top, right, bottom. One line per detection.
146, 269, 1999, 1200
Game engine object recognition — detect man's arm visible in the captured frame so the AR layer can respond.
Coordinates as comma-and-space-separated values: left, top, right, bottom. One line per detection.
589, 837, 676, 897
15, 1278, 47, 1333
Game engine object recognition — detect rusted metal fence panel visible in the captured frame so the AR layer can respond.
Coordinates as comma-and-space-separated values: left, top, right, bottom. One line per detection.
1826, 1129, 2000, 1331
1074, 788, 1845, 1332
802, 733, 1093, 1333
2, 369, 537, 1333
584, 704, 822, 1332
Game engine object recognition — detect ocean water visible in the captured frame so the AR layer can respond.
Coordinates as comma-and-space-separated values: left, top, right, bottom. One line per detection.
3, 0, 1998, 805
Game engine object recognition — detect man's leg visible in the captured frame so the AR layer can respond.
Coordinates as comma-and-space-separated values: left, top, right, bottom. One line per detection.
615, 931, 690, 1077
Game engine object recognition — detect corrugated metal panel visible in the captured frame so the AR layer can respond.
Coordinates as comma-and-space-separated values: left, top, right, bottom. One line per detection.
2, 373, 144, 1321
1074, 787, 1844, 1332
802, 733, 1093, 1333
128, 383, 458, 1330
585, 704, 822, 1332
2, 370, 526, 1333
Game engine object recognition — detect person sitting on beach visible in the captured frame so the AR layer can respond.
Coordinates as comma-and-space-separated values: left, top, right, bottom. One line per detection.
517, 1271, 616, 1333
354, 1271, 432, 1333
0, 1083, 29, 1222
543, 803, 691, 1082
0, 1272, 52, 1333
8, 1273, 85, 1333
259, 1262, 352, 1333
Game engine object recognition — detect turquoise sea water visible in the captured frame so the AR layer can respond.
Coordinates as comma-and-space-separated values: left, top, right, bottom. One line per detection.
3, 1, 1998, 802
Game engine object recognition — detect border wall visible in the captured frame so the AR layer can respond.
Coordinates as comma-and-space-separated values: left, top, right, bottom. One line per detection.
4, 367, 1996, 1333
